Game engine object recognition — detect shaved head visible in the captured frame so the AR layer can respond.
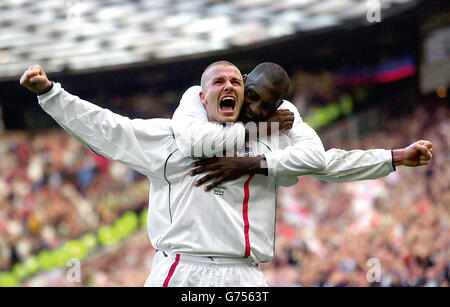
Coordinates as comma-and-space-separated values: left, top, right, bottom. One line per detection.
199, 60, 245, 123
248, 62, 290, 97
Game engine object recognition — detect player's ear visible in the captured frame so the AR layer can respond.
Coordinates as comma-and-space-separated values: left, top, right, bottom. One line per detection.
242, 74, 248, 83
199, 91, 207, 106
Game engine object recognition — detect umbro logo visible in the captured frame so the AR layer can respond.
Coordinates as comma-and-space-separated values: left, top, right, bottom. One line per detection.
213, 185, 227, 196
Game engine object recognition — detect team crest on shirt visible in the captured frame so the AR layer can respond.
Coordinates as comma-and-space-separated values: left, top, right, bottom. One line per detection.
212, 146, 254, 196
237, 146, 255, 157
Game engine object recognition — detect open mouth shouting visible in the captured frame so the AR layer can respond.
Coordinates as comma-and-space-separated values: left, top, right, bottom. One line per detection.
219, 96, 236, 116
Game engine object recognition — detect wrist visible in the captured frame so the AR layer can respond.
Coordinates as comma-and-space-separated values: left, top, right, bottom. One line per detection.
37, 81, 53, 95
392, 149, 404, 167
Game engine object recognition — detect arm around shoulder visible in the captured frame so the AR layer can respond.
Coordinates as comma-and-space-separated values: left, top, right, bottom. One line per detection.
172, 86, 246, 157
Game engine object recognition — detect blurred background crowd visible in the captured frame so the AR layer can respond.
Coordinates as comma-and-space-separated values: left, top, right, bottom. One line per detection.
263, 101, 449, 287
0, 130, 149, 271
0, 0, 448, 287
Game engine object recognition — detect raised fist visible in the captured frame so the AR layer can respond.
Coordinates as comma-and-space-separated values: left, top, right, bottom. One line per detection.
19, 65, 52, 94
395, 140, 433, 167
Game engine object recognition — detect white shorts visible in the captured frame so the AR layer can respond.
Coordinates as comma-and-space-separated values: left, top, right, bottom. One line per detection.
144, 251, 267, 287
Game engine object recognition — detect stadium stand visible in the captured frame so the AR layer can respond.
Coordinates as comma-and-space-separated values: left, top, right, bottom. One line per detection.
0, 0, 418, 79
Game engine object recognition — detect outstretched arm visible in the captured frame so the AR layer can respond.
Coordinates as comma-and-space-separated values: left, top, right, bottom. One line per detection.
260, 101, 432, 182
20, 65, 172, 178
312, 140, 432, 183
190, 140, 432, 190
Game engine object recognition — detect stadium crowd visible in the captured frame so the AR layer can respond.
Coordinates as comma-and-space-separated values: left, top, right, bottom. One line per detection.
22, 229, 153, 287
262, 102, 449, 287
0, 130, 149, 272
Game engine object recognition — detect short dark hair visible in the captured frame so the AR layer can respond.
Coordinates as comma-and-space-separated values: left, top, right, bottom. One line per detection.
250, 62, 290, 96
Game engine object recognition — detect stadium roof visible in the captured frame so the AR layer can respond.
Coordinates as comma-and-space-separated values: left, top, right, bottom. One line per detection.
0, 0, 419, 79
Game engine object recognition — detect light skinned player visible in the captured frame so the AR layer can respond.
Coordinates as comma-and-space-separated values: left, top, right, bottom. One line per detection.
20, 63, 432, 287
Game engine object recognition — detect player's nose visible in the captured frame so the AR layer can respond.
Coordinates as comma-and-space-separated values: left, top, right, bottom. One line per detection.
223, 81, 234, 92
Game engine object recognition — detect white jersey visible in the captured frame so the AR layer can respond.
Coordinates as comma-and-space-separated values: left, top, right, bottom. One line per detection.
172, 85, 395, 183
38, 83, 394, 265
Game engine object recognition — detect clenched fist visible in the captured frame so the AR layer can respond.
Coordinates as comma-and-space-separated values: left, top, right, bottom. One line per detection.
393, 140, 433, 167
268, 109, 294, 131
265, 109, 294, 136
20, 65, 52, 94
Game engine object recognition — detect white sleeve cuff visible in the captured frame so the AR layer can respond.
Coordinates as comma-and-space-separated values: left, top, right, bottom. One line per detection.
384, 149, 395, 172
37, 82, 61, 105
